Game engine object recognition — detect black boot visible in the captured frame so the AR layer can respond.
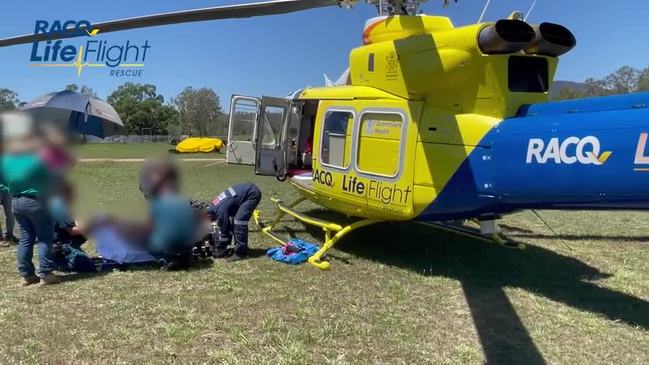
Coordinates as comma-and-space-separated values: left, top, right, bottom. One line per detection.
228, 245, 248, 262
227, 252, 247, 262
213, 247, 231, 259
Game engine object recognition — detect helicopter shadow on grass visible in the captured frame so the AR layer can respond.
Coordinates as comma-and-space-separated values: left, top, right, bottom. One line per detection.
299, 209, 649, 364
500, 224, 649, 242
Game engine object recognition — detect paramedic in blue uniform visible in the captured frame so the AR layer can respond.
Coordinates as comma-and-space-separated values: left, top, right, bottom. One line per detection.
206, 183, 262, 261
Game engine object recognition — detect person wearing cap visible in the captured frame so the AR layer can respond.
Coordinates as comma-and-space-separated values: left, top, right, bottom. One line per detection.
206, 183, 262, 261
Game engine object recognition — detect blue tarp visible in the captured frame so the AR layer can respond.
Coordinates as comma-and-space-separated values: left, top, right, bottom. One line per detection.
266, 239, 320, 265
92, 226, 157, 264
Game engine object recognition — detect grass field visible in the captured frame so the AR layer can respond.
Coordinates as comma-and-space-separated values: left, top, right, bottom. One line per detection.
72, 142, 201, 160
0, 143, 648, 364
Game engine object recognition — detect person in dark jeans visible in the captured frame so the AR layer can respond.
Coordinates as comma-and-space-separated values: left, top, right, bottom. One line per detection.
2, 134, 57, 286
206, 183, 262, 261
0, 185, 17, 246
13, 197, 56, 282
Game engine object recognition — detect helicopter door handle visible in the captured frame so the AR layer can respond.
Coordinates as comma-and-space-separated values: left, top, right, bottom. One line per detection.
273, 159, 287, 182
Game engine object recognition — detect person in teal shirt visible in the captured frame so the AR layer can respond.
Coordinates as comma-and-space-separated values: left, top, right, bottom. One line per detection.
139, 158, 198, 269
2, 145, 57, 286
149, 193, 196, 258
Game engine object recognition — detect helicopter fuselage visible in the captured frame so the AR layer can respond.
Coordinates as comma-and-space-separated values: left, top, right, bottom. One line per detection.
245, 15, 649, 222
291, 89, 649, 222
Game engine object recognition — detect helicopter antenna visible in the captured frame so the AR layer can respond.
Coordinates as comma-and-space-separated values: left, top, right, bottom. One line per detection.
477, 0, 492, 23
531, 210, 573, 251
524, 0, 539, 21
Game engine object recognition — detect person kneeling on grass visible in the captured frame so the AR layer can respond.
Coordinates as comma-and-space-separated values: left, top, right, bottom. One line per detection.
89, 187, 198, 270
206, 183, 262, 261
49, 182, 96, 273
148, 186, 198, 269
135, 158, 198, 269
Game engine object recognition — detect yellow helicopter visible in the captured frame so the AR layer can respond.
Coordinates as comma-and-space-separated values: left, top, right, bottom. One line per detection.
4, 0, 649, 270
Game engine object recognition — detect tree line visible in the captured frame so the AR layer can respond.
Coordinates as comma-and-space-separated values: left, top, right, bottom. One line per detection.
2, 64, 649, 132
554, 65, 649, 100
0, 83, 229, 137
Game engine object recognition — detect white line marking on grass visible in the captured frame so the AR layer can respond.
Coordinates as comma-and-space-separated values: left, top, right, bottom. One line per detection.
204, 160, 227, 168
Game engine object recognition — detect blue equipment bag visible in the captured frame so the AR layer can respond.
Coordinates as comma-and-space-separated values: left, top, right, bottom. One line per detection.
266, 239, 320, 265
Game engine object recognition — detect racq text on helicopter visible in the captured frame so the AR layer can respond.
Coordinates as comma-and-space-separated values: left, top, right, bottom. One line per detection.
4, 0, 649, 269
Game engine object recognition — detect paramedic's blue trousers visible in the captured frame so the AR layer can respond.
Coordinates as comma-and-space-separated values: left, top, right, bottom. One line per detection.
218, 188, 261, 255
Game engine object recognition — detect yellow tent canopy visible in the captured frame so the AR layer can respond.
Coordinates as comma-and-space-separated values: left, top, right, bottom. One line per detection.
175, 137, 223, 153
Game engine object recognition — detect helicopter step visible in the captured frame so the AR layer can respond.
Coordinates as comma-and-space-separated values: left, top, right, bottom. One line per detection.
253, 197, 382, 270
417, 219, 526, 250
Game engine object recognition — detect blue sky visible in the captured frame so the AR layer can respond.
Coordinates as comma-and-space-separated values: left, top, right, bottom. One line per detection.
1, 0, 648, 106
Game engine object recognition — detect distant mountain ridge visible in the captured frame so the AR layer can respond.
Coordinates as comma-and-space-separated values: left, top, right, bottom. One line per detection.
551, 80, 588, 98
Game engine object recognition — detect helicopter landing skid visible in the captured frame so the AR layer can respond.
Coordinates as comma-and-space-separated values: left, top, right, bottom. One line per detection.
416, 221, 526, 250
253, 197, 382, 270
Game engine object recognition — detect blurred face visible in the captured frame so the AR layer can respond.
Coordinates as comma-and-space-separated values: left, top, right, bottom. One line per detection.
41, 124, 68, 148
4, 134, 42, 154
60, 182, 75, 203
1, 111, 41, 153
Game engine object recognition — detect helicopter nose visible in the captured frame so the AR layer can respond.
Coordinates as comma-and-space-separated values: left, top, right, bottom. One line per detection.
525, 22, 577, 57
478, 19, 536, 54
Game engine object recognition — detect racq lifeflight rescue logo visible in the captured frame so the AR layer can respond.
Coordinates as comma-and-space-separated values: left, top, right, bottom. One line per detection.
30, 20, 150, 77
526, 136, 612, 165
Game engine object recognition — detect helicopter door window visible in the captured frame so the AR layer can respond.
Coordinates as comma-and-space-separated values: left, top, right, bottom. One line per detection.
260, 106, 285, 149
321, 110, 353, 169
229, 98, 258, 142
356, 111, 406, 178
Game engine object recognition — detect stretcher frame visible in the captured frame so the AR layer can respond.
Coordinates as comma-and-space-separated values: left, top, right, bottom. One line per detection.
253, 196, 381, 270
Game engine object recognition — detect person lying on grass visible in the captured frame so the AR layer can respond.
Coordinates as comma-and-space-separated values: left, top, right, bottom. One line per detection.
87, 157, 199, 270
87, 192, 198, 270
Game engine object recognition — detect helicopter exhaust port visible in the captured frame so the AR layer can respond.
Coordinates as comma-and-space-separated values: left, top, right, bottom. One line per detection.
525, 22, 577, 57
478, 19, 536, 54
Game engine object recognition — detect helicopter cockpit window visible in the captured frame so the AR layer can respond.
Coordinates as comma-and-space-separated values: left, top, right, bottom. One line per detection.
508, 56, 549, 93
260, 106, 285, 149
321, 110, 353, 168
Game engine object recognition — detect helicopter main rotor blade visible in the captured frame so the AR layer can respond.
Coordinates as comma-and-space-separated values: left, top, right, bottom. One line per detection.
0, 0, 342, 47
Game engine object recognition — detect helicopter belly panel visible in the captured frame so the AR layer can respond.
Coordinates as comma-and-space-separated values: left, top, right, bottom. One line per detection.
413, 142, 496, 221
412, 112, 500, 221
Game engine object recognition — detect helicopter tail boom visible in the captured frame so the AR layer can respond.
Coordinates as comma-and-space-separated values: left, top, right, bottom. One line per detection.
417, 93, 649, 221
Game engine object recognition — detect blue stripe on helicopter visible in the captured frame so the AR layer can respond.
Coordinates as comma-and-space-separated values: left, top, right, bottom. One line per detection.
416, 93, 649, 221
